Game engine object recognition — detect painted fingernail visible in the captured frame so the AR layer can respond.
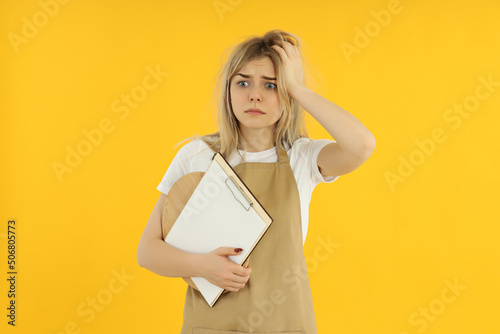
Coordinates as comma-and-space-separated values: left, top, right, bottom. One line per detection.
235, 248, 243, 252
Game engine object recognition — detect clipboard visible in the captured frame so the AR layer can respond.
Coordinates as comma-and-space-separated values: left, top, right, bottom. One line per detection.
161, 151, 273, 307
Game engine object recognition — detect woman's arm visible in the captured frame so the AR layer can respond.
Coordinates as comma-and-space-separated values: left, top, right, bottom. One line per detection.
289, 85, 376, 177
136, 193, 203, 277
136, 193, 252, 292
271, 42, 376, 177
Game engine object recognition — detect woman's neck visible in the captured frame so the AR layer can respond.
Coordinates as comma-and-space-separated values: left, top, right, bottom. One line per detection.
238, 128, 275, 152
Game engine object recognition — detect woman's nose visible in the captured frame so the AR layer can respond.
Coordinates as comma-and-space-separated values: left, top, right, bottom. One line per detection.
249, 86, 262, 101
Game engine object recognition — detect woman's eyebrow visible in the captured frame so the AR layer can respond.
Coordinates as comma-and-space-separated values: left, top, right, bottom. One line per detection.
235, 73, 276, 81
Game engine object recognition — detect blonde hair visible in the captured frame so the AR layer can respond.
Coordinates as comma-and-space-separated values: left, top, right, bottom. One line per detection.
179, 29, 312, 160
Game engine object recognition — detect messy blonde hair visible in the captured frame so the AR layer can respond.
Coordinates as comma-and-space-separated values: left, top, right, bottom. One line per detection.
180, 29, 311, 160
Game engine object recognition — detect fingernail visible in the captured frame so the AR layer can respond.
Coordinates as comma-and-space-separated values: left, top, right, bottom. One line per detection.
235, 248, 243, 253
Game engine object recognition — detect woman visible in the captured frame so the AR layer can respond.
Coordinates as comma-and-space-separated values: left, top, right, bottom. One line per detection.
137, 29, 375, 333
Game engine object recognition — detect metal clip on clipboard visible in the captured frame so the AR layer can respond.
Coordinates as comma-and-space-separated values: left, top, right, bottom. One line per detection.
225, 176, 253, 211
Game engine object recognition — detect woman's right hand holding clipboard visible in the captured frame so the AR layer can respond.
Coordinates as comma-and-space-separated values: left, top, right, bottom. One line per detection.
197, 247, 252, 293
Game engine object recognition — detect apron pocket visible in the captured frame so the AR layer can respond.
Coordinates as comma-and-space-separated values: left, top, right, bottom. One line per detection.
193, 328, 304, 334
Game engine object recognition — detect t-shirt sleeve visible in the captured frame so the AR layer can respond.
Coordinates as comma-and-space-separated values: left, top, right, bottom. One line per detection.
156, 141, 195, 195
296, 138, 340, 186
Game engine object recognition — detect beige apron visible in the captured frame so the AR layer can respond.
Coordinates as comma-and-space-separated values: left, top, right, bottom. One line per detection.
180, 144, 318, 334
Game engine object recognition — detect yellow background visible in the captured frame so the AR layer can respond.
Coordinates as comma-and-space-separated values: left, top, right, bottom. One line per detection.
1, 0, 499, 333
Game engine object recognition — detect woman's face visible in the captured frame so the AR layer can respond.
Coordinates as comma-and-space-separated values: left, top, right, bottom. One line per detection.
229, 56, 283, 135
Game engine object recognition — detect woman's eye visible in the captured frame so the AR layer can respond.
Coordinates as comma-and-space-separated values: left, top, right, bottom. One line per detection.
237, 81, 248, 87
266, 83, 277, 89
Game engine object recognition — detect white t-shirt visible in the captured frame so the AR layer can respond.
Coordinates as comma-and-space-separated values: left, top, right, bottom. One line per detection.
157, 137, 339, 245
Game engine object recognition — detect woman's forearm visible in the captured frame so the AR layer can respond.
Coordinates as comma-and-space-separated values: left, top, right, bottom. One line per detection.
137, 238, 203, 278
290, 85, 376, 155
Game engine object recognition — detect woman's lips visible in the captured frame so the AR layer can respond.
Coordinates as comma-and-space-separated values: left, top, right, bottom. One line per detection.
245, 109, 265, 115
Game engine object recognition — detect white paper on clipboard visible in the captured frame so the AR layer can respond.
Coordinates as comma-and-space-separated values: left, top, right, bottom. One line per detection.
164, 152, 273, 307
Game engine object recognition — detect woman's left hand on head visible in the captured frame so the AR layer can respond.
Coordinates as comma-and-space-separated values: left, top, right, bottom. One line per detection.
271, 42, 306, 97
